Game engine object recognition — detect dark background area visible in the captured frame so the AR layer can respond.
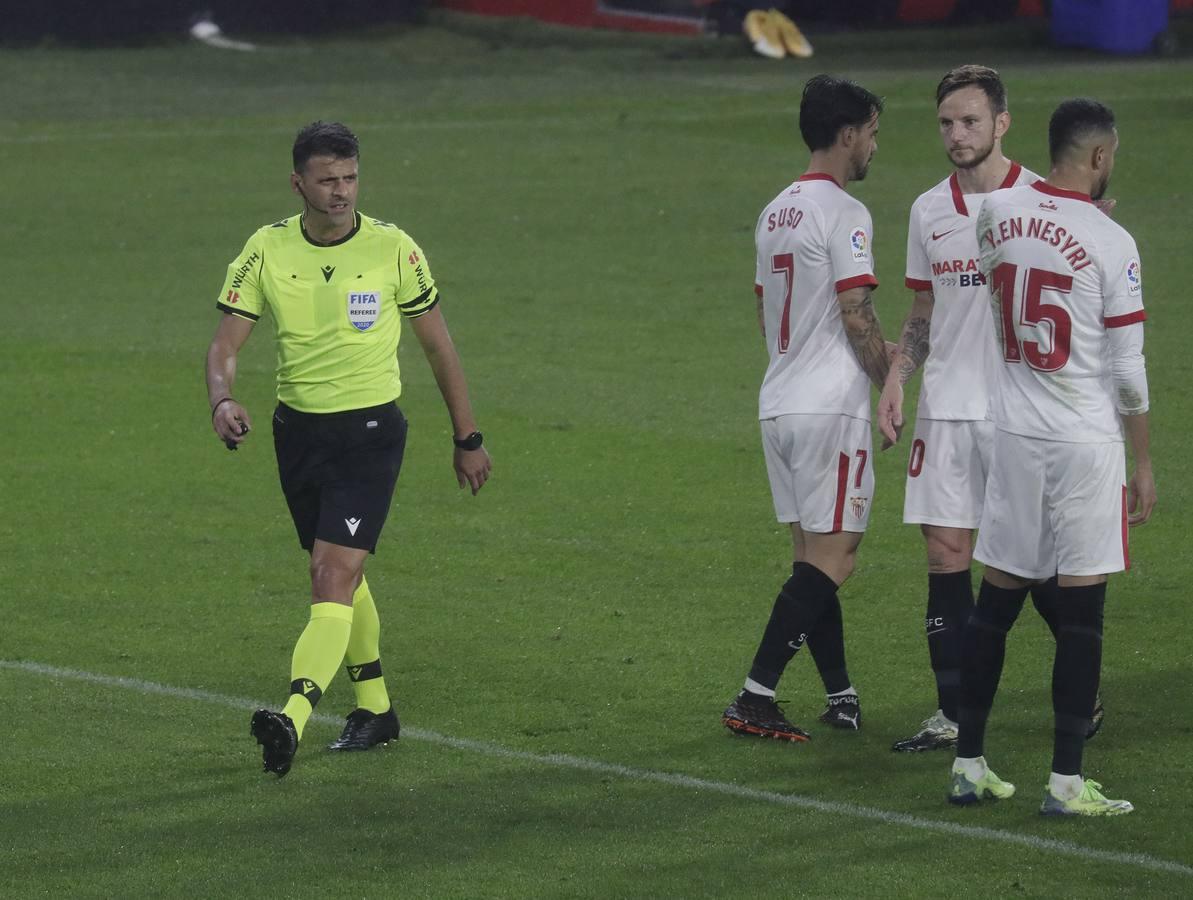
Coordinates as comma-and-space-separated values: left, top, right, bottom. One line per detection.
1, 0, 430, 43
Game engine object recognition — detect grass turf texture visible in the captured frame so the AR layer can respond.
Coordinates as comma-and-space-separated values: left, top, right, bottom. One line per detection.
2, 12, 1192, 897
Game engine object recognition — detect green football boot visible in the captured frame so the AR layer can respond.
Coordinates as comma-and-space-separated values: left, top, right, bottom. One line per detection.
948, 765, 1016, 805
1040, 779, 1133, 816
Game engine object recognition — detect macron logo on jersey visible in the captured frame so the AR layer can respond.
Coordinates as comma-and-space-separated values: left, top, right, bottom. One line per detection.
345, 517, 362, 536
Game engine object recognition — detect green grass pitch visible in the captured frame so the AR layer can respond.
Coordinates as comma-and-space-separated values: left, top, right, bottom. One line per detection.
1, 12, 1191, 898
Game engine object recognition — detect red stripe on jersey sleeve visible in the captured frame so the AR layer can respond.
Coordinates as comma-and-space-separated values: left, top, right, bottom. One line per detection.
754, 283, 763, 297
836, 274, 879, 293
905, 277, 933, 291
1105, 310, 1147, 328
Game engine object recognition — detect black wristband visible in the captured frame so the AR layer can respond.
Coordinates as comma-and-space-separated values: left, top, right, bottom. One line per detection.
211, 397, 235, 419
453, 431, 484, 451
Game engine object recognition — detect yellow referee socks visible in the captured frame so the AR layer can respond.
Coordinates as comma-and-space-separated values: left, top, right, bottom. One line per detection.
281, 601, 354, 739
343, 576, 392, 714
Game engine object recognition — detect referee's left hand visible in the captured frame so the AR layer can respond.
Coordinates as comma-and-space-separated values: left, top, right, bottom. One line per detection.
455, 447, 492, 495
212, 399, 252, 448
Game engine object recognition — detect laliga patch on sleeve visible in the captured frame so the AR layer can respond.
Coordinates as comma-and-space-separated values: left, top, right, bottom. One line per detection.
1126, 259, 1142, 295
850, 227, 869, 262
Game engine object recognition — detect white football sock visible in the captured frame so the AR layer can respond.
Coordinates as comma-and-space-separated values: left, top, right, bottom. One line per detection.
1049, 772, 1084, 800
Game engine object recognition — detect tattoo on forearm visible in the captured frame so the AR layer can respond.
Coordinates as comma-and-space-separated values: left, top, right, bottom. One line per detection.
841, 292, 890, 388
897, 316, 931, 384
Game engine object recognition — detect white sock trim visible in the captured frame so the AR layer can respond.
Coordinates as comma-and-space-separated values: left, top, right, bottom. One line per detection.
953, 755, 988, 780
1049, 772, 1084, 800
743, 678, 776, 698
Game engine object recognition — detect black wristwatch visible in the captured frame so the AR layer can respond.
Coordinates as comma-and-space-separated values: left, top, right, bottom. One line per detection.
453, 430, 484, 451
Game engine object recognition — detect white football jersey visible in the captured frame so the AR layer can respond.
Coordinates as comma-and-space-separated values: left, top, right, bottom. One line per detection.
905, 162, 1037, 420
977, 181, 1146, 442
754, 174, 879, 420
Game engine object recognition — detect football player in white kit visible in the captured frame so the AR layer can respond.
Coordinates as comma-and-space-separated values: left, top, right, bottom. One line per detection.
723, 75, 892, 742
947, 99, 1155, 815
877, 66, 1094, 753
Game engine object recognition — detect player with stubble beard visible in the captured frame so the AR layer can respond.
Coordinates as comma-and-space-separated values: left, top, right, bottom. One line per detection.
722, 75, 892, 743
948, 98, 1154, 815
878, 66, 1104, 753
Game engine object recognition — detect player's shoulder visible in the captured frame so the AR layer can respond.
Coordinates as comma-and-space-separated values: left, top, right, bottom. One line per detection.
1012, 164, 1042, 187
1085, 208, 1137, 254
984, 181, 1034, 212
811, 182, 871, 231
907, 175, 954, 231
912, 173, 955, 209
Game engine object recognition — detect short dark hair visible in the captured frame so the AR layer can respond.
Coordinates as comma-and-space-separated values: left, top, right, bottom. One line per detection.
292, 121, 359, 172
799, 75, 883, 152
1048, 99, 1116, 163
936, 64, 1007, 115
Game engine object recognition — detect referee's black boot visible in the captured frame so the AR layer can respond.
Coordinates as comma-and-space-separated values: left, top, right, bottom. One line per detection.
328, 707, 400, 751
250, 709, 299, 777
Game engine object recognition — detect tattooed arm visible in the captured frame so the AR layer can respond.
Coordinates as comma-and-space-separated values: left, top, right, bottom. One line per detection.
892, 291, 935, 384
837, 285, 891, 391
876, 290, 934, 446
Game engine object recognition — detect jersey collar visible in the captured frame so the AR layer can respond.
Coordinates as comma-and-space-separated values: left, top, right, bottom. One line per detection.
301, 211, 362, 247
1030, 180, 1094, 204
948, 161, 1023, 216
797, 172, 843, 188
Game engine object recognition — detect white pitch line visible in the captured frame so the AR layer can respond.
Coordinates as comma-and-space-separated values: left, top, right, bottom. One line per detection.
4, 658, 1191, 878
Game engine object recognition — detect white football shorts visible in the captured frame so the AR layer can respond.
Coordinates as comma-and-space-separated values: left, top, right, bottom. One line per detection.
974, 429, 1128, 579
761, 413, 874, 533
902, 418, 995, 529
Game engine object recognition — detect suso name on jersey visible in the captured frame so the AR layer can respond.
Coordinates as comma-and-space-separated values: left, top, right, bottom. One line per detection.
766, 207, 805, 232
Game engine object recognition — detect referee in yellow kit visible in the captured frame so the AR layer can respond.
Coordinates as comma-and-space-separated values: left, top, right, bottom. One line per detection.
205, 121, 491, 777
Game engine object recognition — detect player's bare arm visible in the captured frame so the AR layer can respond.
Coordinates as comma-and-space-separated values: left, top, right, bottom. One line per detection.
1108, 319, 1153, 525
1122, 413, 1155, 526
877, 290, 934, 445
205, 313, 255, 446
837, 285, 890, 390
409, 306, 492, 495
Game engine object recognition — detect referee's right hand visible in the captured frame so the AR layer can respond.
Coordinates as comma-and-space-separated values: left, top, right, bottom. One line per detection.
212, 398, 252, 448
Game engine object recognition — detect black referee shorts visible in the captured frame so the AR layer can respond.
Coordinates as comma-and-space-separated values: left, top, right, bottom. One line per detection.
272, 401, 408, 553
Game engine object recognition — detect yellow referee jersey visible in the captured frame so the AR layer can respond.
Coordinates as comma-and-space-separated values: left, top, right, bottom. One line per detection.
216, 212, 439, 413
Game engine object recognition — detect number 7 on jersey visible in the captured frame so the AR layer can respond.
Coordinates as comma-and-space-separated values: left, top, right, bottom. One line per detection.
771, 253, 795, 354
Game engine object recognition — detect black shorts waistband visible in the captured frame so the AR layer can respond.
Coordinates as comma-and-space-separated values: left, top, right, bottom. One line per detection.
275, 400, 400, 421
